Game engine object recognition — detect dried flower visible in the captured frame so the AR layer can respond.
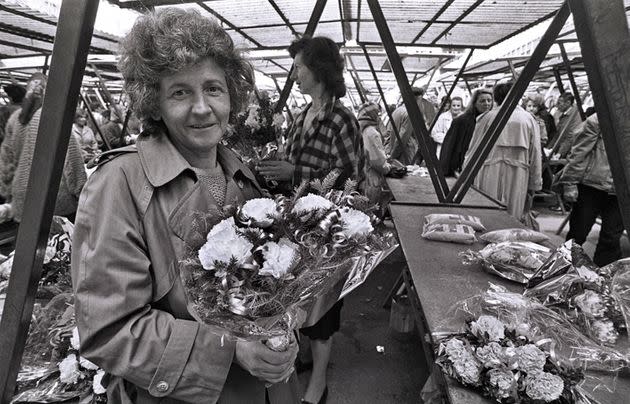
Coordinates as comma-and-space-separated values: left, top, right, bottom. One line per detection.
452, 353, 482, 385
70, 326, 81, 351
339, 207, 373, 238
475, 342, 505, 367
292, 193, 334, 215
198, 217, 253, 271
259, 238, 299, 279
93, 369, 107, 394
59, 354, 81, 384
525, 372, 564, 401
573, 290, 607, 318
244, 104, 261, 130
241, 198, 279, 227
487, 368, 515, 398
272, 112, 285, 130
445, 338, 468, 361
470, 315, 505, 341
513, 344, 547, 373
591, 318, 619, 344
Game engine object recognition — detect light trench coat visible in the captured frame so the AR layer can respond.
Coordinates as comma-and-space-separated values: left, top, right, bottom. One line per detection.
464, 106, 542, 219
71, 130, 300, 403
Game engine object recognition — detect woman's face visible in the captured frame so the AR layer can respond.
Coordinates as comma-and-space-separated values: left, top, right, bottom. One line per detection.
450, 99, 463, 116
525, 100, 538, 115
475, 93, 493, 114
290, 52, 318, 96
157, 57, 230, 160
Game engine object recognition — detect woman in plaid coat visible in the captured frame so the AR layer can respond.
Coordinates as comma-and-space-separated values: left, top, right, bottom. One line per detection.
258, 36, 363, 404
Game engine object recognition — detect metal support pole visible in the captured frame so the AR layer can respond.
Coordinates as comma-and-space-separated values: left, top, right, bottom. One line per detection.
271, 76, 293, 123
274, 0, 328, 113
361, 45, 409, 163
0, 1, 100, 399
42, 54, 50, 75
558, 42, 586, 120
447, 1, 570, 203
552, 67, 566, 93
366, 0, 449, 201
429, 49, 474, 134
81, 92, 110, 150
568, 0, 630, 238
345, 54, 367, 103
507, 59, 519, 80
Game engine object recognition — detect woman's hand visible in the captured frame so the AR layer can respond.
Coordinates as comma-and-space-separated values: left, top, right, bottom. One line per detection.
234, 338, 298, 384
256, 160, 294, 182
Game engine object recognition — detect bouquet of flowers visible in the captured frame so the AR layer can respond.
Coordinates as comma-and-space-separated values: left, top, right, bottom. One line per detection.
525, 241, 630, 346
436, 314, 589, 403
223, 92, 285, 164
180, 173, 398, 350
12, 294, 107, 403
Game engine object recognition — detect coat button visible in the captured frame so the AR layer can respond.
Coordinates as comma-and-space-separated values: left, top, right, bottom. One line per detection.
156, 381, 169, 392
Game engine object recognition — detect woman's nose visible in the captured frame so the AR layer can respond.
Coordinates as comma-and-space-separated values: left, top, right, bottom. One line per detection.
191, 92, 212, 115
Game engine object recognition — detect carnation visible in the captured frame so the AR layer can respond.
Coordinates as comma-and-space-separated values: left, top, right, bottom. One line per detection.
80, 356, 100, 370
93, 369, 107, 394
487, 368, 515, 399
513, 344, 547, 373
70, 327, 81, 351
272, 112, 285, 130
244, 104, 261, 130
452, 352, 482, 385
292, 193, 334, 215
198, 217, 253, 271
59, 354, 81, 384
259, 238, 299, 279
445, 338, 468, 361
241, 198, 278, 227
591, 318, 619, 344
339, 208, 373, 238
475, 342, 505, 367
525, 372, 564, 401
573, 290, 607, 318
470, 315, 505, 341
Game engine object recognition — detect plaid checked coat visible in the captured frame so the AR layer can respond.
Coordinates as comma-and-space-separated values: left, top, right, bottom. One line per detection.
285, 97, 364, 188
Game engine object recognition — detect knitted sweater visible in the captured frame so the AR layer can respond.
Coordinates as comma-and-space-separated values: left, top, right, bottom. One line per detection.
10, 108, 87, 221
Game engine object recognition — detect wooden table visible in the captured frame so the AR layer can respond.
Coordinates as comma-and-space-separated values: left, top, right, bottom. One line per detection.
390, 203, 630, 404
386, 175, 506, 209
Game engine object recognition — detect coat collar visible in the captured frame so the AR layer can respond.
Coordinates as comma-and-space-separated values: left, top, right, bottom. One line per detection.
136, 129, 259, 188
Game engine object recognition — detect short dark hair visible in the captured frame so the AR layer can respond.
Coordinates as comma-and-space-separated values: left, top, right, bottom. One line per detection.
411, 86, 425, 96
288, 36, 346, 98
558, 92, 575, 105
494, 82, 513, 105
3, 84, 26, 104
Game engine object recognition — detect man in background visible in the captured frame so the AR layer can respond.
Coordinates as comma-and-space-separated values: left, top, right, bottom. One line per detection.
548, 92, 582, 157
0, 84, 26, 148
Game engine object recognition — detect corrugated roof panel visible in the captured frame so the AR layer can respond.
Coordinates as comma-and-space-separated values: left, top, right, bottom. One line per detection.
462, 1, 563, 24
200, 1, 286, 27
435, 23, 521, 47
240, 25, 296, 48
273, 0, 342, 25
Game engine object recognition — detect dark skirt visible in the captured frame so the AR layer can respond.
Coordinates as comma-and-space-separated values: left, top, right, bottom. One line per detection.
300, 299, 343, 340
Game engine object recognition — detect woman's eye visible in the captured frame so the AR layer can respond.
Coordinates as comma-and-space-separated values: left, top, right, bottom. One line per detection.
205, 86, 224, 95
171, 89, 188, 99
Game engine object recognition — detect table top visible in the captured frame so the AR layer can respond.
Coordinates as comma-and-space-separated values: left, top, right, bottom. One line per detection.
389, 203, 630, 404
386, 175, 505, 208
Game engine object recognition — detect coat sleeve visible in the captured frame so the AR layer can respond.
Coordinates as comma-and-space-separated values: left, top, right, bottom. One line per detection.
528, 119, 543, 191
0, 111, 19, 199
559, 116, 599, 185
431, 113, 449, 144
71, 161, 235, 402
363, 127, 391, 175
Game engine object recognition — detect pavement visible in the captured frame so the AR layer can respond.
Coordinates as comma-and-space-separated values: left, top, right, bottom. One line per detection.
299, 198, 630, 404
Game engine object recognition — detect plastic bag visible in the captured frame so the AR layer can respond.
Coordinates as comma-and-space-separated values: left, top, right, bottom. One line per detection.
461, 241, 551, 284
422, 223, 477, 245
480, 228, 549, 244
527, 240, 596, 288
424, 213, 486, 232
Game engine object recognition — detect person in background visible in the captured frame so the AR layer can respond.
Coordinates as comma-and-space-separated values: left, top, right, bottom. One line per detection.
357, 101, 394, 218
559, 113, 624, 267
1, 73, 86, 223
464, 82, 542, 221
431, 96, 463, 157
100, 106, 125, 149
72, 109, 98, 162
72, 8, 299, 403
0, 84, 26, 147
257, 35, 363, 404
524, 93, 554, 146
439, 88, 493, 176
387, 86, 437, 165
548, 92, 582, 157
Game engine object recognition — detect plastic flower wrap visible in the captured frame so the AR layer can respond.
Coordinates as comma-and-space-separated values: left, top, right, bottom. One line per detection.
435, 313, 588, 403
12, 294, 107, 403
461, 241, 552, 284
525, 241, 630, 347
180, 172, 398, 350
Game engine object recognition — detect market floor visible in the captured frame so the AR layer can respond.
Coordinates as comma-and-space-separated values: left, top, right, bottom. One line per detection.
297, 239, 429, 404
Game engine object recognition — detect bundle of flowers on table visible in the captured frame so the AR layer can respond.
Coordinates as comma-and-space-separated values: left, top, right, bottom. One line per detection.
179, 173, 398, 351
223, 93, 285, 164
0, 216, 74, 299
524, 241, 630, 347
461, 241, 553, 284
435, 312, 598, 403
12, 294, 107, 403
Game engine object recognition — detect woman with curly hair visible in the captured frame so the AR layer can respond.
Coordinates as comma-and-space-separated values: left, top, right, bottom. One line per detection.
257, 36, 363, 404
71, 8, 299, 403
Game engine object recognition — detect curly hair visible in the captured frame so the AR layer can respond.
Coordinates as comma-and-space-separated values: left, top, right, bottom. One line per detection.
118, 8, 255, 130
465, 88, 493, 116
523, 93, 546, 112
288, 36, 346, 98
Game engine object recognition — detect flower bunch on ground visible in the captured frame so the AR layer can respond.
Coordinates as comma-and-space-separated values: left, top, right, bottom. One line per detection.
436, 314, 585, 403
